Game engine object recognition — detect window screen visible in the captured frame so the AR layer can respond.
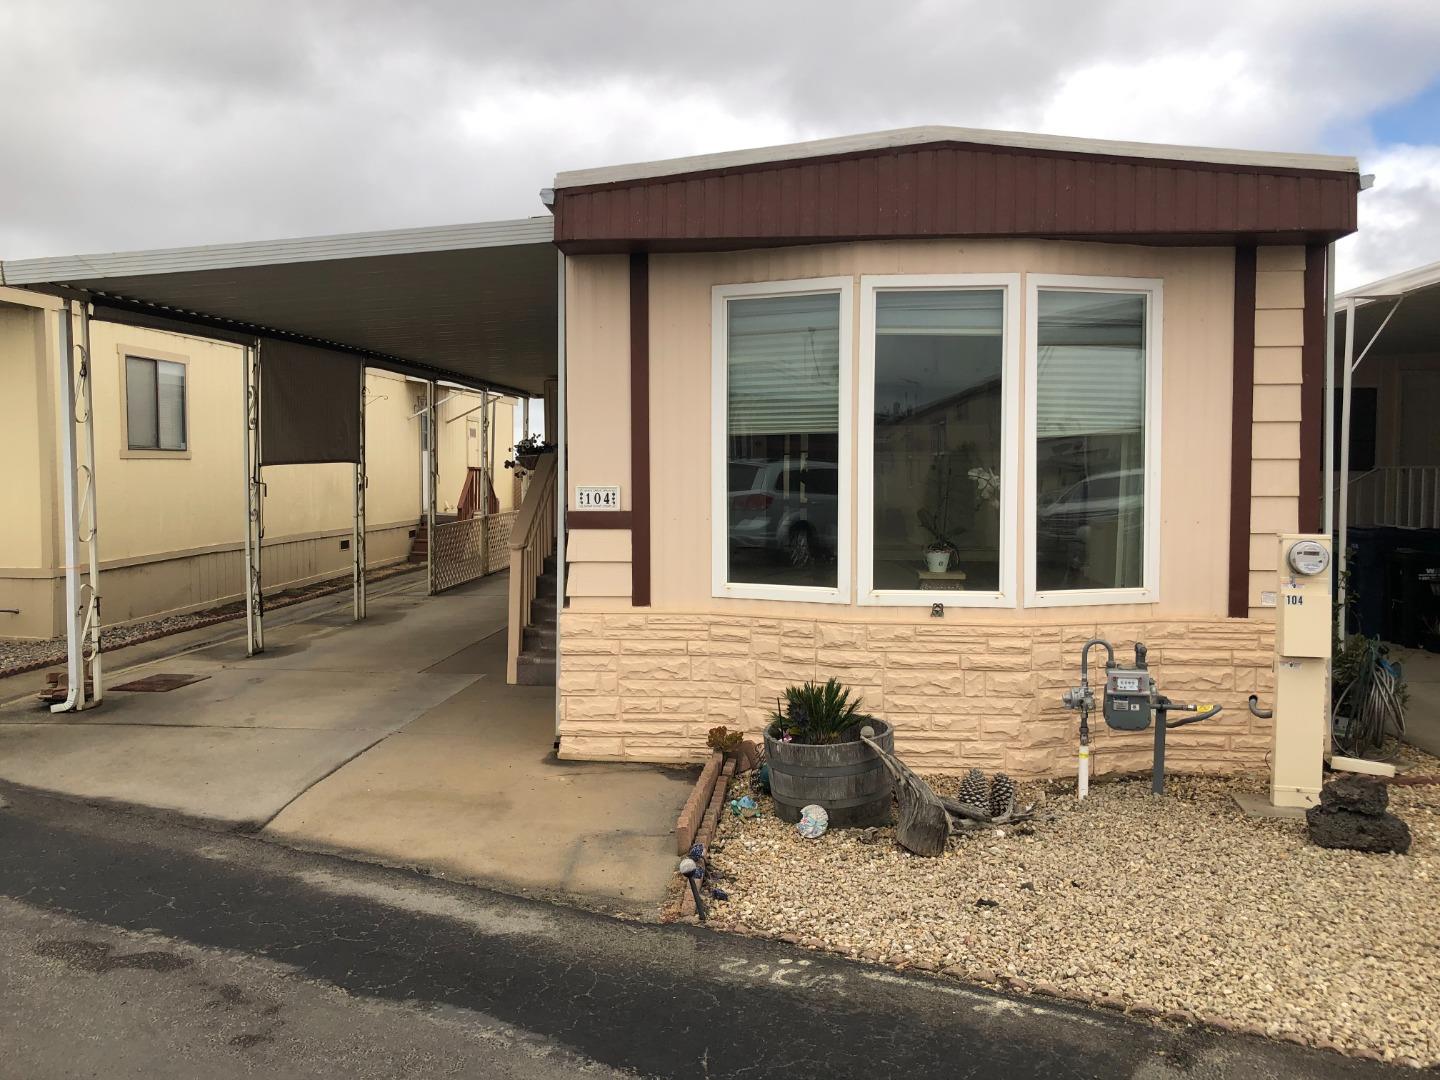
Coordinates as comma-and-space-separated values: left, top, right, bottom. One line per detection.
126, 356, 187, 451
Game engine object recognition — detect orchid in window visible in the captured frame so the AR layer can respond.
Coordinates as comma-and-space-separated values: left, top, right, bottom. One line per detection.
968, 466, 1001, 509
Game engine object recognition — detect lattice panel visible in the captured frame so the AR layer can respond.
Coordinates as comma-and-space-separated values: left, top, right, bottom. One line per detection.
485, 511, 517, 575
431, 517, 487, 593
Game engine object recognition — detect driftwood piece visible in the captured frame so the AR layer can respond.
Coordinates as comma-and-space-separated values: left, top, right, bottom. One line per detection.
859, 729, 950, 857
940, 796, 1036, 828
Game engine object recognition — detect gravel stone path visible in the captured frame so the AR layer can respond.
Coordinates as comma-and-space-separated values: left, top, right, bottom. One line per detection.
0, 563, 422, 678
709, 764, 1440, 1068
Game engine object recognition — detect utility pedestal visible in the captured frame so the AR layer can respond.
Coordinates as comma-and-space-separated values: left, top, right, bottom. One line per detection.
1269, 534, 1333, 810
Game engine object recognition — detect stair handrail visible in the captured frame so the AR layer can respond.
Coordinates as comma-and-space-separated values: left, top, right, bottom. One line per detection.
507, 453, 558, 683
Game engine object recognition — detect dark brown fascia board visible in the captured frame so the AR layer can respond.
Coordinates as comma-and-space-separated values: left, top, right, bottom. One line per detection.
553, 138, 1359, 196
554, 229, 1358, 257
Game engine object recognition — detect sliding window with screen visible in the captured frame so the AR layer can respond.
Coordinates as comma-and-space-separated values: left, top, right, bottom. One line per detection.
1025, 276, 1161, 606
711, 278, 852, 603
858, 275, 1020, 606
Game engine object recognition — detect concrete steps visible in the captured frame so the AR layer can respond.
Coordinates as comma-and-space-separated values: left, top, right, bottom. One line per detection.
516, 556, 557, 686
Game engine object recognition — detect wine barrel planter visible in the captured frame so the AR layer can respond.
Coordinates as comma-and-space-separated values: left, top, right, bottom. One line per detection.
763, 719, 894, 827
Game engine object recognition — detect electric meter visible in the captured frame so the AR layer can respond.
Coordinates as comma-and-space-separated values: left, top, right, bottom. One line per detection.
1287, 540, 1330, 577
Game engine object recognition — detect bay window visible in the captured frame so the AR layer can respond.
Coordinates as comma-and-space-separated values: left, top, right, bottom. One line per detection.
1025, 276, 1161, 606
711, 272, 1160, 609
857, 276, 1020, 606
711, 278, 852, 602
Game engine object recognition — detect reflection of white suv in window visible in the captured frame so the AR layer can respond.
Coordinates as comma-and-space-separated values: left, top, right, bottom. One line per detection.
1036, 468, 1145, 542
728, 460, 838, 568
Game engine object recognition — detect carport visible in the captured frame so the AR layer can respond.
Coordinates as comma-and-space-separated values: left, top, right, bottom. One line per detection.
0, 216, 565, 711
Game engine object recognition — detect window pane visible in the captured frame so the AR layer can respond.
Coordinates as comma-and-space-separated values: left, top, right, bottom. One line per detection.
156, 360, 187, 450
725, 292, 840, 589
871, 290, 1004, 592
1034, 290, 1146, 591
126, 356, 159, 449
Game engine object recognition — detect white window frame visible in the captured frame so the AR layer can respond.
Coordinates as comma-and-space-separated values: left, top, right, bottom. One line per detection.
711, 277, 853, 604
857, 274, 1021, 607
1023, 274, 1163, 608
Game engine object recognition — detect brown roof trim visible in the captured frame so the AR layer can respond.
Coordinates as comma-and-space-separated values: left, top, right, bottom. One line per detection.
557, 138, 1355, 196
1228, 245, 1257, 619
553, 141, 1359, 254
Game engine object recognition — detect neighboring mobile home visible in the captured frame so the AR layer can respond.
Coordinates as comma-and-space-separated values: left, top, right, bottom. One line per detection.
548, 126, 1360, 776
0, 291, 519, 641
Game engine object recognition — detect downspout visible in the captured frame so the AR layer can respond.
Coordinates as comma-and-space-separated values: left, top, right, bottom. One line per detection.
1336, 299, 1356, 636
78, 299, 102, 704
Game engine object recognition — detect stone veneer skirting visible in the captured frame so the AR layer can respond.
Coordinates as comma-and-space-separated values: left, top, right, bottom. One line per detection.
556, 611, 1278, 778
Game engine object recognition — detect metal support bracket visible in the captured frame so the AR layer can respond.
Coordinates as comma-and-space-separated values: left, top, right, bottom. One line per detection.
425, 380, 438, 596
242, 341, 266, 655
52, 299, 103, 711
354, 373, 368, 621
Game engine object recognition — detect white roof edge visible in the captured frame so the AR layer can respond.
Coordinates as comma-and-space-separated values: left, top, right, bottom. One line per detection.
1338, 257, 1440, 302
554, 125, 1359, 189
0, 215, 556, 287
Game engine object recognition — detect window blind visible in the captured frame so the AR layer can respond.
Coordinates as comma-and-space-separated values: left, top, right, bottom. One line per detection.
1035, 291, 1146, 439
727, 292, 839, 436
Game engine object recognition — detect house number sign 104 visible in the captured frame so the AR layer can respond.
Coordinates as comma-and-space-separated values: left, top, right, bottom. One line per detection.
575, 485, 621, 510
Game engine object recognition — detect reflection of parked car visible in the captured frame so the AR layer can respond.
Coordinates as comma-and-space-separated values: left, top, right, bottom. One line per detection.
728, 459, 838, 567
1036, 469, 1144, 545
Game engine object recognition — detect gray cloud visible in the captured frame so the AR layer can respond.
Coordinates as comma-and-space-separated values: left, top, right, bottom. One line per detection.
3, 0, 1440, 285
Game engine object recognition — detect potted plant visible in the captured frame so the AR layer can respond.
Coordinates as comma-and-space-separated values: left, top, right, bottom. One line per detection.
917, 453, 962, 573
763, 678, 894, 827
504, 433, 554, 473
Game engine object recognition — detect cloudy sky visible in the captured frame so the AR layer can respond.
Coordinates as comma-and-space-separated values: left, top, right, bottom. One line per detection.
2, 1, 1439, 288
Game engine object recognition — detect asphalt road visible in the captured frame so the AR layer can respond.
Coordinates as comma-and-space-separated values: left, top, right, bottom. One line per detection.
0, 787, 1403, 1080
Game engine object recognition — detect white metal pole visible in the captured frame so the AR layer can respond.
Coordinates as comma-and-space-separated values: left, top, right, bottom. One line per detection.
1323, 242, 1336, 537
426, 380, 437, 595
554, 249, 567, 741
354, 370, 367, 620
76, 300, 102, 704
51, 302, 84, 713
1336, 299, 1356, 637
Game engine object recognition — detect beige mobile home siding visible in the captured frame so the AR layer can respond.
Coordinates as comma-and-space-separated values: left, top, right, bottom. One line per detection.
559, 238, 1289, 775
1248, 246, 1307, 615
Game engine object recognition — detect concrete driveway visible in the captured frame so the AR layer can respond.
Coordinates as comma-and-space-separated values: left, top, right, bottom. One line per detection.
0, 573, 691, 913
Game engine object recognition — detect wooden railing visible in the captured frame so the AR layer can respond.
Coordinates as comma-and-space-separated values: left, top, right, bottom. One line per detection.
506, 453, 558, 683
1344, 466, 1440, 530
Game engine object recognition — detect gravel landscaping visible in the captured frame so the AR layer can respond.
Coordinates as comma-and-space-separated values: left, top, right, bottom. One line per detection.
0, 563, 422, 679
707, 759, 1440, 1068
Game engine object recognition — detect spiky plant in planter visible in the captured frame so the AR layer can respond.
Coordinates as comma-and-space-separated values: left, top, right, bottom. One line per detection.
763, 679, 895, 827
770, 678, 868, 745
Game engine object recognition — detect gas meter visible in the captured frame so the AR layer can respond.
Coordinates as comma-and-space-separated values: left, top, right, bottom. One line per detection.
1062, 638, 1222, 799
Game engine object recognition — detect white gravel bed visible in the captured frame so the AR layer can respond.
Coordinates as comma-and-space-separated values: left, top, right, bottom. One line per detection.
709, 769, 1440, 1067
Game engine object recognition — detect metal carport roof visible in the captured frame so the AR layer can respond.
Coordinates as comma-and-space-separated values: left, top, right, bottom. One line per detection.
0, 215, 558, 395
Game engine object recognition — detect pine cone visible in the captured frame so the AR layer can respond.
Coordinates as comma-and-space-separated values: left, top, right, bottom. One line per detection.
958, 768, 989, 809
990, 773, 1016, 819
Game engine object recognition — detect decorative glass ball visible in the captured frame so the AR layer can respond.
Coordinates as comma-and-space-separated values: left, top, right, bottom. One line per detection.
797, 804, 829, 839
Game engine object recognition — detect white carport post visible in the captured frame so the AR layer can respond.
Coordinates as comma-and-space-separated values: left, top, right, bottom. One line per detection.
51, 298, 103, 712
242, 341, 265, 656
425, 380, 438, 595
1335, 294, 1406, 635
353, 372, 368, 621
481, 389, 492, 566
